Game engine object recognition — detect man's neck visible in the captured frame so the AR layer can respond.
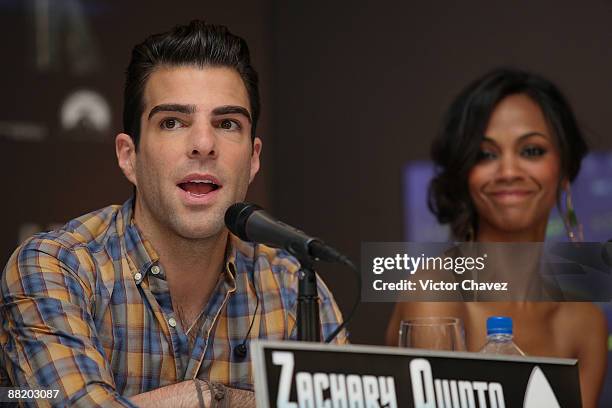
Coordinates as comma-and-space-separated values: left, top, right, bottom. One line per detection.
133, 207, 229, 317
153, 230, 228, 287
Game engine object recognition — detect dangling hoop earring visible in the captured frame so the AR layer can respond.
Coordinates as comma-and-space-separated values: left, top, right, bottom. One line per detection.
562, 184, 584, 242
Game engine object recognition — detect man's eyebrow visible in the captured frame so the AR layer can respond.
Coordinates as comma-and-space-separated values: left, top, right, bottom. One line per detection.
212, 105, 252, 123
148, 104, 196, 120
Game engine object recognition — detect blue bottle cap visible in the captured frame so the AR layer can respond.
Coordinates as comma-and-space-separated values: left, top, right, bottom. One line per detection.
486, 316, 513, 335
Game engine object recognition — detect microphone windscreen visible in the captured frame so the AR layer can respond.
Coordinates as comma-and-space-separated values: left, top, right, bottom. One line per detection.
225, 203, 261, 241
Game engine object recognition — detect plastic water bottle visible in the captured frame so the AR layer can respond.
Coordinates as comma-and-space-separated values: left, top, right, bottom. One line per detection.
479, 316, 525, 356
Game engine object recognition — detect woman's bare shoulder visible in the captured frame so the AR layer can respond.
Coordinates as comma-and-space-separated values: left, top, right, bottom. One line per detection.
557, 302, 606, 324
555, 303, 608, 344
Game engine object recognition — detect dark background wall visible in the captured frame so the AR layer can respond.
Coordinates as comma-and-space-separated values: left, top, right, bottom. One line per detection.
2, 0, 612, 399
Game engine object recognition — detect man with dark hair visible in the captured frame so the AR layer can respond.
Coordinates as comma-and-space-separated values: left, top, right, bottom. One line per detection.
0, 21, 346, 407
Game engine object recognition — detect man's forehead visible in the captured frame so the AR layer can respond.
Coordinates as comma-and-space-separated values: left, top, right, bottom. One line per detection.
142, 65, 251, 113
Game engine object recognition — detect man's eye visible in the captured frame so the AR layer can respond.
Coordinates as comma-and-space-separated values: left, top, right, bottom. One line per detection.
522, 146, 546, 158
218, 119, 241, 131
160, 118, 184, 130
477, 150, 497, 161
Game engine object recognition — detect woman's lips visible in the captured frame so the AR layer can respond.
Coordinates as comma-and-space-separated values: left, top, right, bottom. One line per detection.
487, 190, 533, 203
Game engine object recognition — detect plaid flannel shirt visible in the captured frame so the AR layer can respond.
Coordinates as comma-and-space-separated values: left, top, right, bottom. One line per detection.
0, 198, 347, 407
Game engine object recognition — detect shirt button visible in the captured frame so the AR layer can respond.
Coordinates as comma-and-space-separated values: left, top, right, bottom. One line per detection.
151, 265, 160, 275
168, 317, 177, 328
134, 272, 143, 282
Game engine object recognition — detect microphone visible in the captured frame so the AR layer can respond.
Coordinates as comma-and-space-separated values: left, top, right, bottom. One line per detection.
225, 203, 351, 265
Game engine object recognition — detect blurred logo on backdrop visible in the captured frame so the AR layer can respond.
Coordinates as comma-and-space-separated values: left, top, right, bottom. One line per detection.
60, 89, 111, 141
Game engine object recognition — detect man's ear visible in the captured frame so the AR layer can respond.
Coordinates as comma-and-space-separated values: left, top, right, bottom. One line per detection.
249, 137, 262, 183
116, 133, 138, 186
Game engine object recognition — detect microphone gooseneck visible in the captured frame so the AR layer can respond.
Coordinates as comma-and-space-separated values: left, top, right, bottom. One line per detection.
224, 202, 352, 266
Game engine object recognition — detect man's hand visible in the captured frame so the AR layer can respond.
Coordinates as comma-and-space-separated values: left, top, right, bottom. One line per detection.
130, 380, 255, 408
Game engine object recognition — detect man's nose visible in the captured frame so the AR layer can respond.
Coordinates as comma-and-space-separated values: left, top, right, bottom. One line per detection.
188, 123, 217, 159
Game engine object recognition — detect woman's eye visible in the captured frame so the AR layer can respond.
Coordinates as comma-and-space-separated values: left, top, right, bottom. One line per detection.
477, 150, 497, 161
160, 118, 184, 130
522, 146, 546, 158
218, 119, 241, 131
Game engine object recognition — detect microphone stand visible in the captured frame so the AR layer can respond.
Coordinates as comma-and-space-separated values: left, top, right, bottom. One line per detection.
294, 253, 321, 342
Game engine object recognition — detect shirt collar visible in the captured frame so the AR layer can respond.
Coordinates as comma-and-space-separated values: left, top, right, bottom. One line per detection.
224, 233, 252, 291
120, 197, 245, 289
120, 197, 160, 281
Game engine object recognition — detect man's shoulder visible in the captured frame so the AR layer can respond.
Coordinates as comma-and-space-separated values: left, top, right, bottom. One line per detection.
231, 236, 301, 276
6, 203, 127, 273
27, 204, 124, 250
255, 244, 301, 274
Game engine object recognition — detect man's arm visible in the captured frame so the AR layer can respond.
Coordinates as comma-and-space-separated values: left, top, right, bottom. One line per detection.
0, 238, 136, 407
130, 380, 255, 407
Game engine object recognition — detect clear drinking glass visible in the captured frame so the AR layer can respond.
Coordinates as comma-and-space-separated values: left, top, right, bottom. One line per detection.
399, 317, 466, 351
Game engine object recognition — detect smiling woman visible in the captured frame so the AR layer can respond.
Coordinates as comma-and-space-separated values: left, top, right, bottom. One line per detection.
427, 68, 587, 242
387, 68, 608, 408
467, 93, 562, 242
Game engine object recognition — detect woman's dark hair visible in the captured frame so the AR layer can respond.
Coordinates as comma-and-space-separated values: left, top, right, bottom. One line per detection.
428, 67, 588, 240
123, 20, 260, 148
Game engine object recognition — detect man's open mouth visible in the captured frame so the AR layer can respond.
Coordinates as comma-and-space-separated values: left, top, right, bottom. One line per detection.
178, 180, 221, 196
